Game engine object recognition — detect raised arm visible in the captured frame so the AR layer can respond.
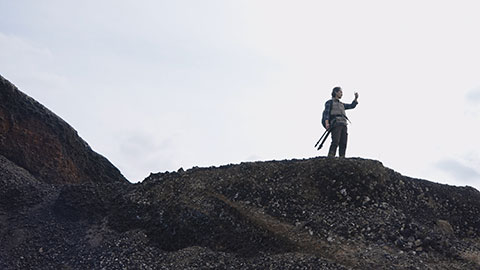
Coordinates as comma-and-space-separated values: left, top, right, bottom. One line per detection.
344, 92, 359, 110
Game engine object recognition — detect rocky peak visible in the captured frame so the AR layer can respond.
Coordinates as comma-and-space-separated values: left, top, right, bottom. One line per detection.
0, 75, 127, 184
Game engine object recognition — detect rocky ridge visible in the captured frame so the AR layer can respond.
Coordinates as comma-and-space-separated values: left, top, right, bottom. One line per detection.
1, 75, 480, 269
0, 75, 126, 184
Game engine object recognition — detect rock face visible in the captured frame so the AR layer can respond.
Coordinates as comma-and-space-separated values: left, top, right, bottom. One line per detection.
0, 75, 126, 184
1, 76, 480, 269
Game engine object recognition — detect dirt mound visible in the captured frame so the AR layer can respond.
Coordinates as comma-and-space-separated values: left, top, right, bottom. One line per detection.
1, 157, 480, 269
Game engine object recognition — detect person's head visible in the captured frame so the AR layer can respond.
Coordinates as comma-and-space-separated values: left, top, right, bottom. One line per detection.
331, 86, 343, 99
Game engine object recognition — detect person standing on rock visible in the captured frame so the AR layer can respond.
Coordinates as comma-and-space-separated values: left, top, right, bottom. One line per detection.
323, 86, 359, 158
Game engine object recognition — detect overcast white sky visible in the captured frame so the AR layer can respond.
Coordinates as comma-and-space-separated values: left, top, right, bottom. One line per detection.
1, 0, 479, 190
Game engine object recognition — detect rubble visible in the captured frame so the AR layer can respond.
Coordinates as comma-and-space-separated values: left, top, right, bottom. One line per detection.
1, 157, 480, 269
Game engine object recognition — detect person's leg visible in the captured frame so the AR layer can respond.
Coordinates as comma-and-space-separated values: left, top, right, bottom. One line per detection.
338, 125, 348, 158
328, 125, 342, 157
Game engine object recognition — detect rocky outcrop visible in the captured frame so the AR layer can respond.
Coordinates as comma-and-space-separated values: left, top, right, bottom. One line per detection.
1, 157, 479, 269
0, 75, 126, 184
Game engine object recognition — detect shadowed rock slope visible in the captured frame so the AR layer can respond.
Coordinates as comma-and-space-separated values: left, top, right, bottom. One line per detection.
0, 75, 126, 184
1, 156, 480, 269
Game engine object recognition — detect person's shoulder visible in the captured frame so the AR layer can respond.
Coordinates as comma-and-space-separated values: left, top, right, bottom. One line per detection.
325, 99, 333, 105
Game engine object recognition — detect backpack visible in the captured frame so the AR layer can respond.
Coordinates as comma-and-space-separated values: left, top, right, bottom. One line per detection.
321, 99, 333, 129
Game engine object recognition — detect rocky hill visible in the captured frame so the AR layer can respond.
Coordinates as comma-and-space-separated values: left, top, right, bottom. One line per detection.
1, 75, 479, 269
0, 75, 126, 184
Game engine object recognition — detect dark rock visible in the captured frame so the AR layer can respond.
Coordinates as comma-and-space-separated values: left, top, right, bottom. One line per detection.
0, 75, 127, 184
1, 157, 480, 269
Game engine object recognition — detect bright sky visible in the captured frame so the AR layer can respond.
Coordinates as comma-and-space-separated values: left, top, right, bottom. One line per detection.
1, 1, 479, 190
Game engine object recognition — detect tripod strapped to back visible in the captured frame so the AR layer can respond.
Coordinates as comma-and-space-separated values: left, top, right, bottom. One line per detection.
314, 125, 332, 150
314, 118, 339, 150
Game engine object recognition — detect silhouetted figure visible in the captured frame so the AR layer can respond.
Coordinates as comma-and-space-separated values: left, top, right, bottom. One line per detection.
322, 87, 359, 158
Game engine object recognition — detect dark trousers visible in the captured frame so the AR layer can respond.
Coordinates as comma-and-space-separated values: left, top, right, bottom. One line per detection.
328, 124, 348, 157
